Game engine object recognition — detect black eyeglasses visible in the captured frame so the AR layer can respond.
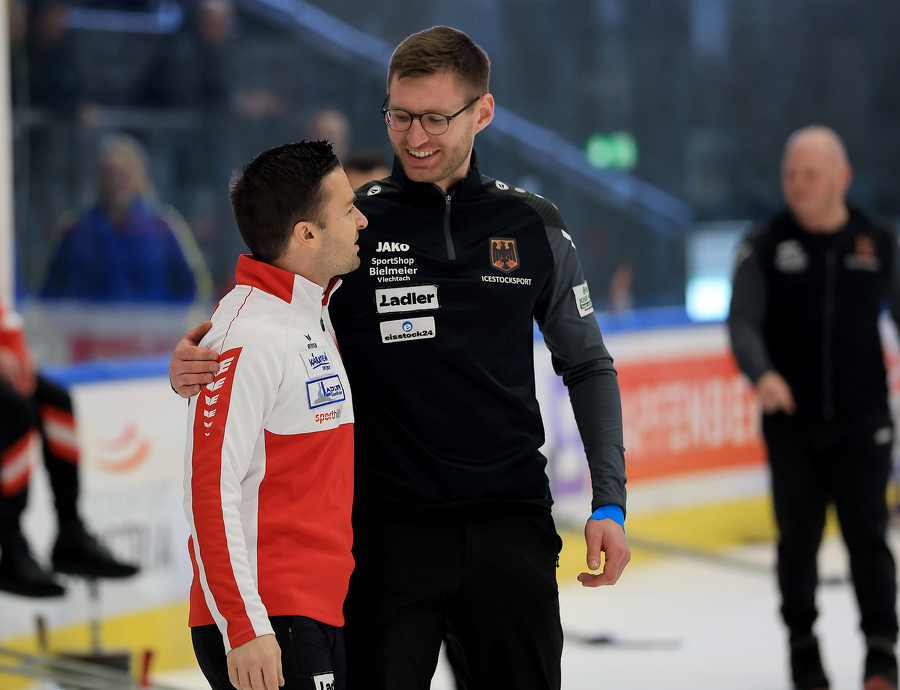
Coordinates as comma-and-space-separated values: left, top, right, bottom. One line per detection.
380, 96, 482, 135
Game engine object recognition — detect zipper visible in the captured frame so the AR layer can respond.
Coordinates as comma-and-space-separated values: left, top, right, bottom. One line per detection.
288, 621, 294, 642
822, 249, 835, 421
443, 193, 456, 261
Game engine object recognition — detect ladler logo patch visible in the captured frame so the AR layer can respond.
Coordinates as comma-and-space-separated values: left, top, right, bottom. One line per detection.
306, 375, 346, 409
375, 284, 440, 314
490, 238, 519, 273
311, 673, 335, 690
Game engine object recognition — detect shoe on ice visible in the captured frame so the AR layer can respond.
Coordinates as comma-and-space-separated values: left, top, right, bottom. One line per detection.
790, 634, 829, 690
52, 520, 138, 579
0, 534, 65, 598
864, 637, 898, 690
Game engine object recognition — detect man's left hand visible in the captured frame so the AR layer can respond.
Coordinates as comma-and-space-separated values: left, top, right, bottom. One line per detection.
577, 517, 630, 587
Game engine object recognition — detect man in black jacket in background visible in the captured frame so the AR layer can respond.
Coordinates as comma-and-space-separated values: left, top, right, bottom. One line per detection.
729, 125, 900, 690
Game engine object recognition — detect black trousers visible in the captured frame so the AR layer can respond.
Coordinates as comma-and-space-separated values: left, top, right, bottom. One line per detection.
0, 374, 79, 538
192, 616, 345, 690
343, 505, 563, 690
763, 411, 898, 641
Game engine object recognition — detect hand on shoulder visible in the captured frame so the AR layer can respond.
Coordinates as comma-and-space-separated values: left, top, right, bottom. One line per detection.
168, 321, 220, 398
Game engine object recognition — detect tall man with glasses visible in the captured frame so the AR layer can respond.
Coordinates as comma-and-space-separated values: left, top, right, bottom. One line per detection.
170, 26, 629, 690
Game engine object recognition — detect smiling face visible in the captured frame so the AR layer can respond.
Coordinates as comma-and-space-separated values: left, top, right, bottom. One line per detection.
312, 167, 367, 281
386, 70, 493, 192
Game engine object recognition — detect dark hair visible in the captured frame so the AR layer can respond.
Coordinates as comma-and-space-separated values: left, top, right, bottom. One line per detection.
344, 152, 389, 174
229, 140, 339, 264
388, 26, 490, 99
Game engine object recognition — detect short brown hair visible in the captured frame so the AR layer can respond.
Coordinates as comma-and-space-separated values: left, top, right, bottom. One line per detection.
229, 140, 339, 264
387, 26, 490, 99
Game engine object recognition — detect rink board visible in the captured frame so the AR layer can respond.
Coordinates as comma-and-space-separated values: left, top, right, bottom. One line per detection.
3, 318, 898, 687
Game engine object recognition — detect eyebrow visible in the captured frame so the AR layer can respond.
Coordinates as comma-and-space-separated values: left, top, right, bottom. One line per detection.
394, 105, 454, 117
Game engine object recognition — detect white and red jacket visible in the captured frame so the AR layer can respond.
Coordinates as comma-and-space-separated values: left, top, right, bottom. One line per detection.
0, 303, 32, 393
184, 255, 354, 652
0, 303, 38, 498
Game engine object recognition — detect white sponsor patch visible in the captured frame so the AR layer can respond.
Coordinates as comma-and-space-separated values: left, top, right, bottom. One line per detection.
306, 375, 346, 409
380, 317, 436, 343
775, 240, 808, 273
367, 185, 382, 196
311, 672, 335, 690
573, 282, 594, 317
375, 284, 440, 314
314, 406, 343, 426
302, 348, 334, 377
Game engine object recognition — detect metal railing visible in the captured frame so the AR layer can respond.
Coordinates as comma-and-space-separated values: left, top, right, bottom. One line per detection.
237, 0, 692, 235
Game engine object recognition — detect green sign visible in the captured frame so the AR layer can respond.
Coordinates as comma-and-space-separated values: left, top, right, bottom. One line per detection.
585, 131, 638, 171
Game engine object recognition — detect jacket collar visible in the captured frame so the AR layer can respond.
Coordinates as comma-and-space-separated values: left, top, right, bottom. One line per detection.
778, 204, 866, 238
235, 254, 341, 307
390, 149, 484, 201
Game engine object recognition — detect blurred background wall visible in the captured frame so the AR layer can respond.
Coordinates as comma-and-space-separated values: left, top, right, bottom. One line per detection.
8, 0, 900, 362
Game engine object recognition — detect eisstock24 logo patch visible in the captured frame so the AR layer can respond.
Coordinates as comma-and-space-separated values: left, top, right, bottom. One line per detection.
379, 316, 436, 343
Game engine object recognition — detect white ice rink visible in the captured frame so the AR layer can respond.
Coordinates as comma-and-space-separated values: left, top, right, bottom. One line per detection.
155, 531, 894, 690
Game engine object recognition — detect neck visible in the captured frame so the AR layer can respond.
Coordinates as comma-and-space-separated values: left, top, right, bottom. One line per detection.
429, 152, 473, 194
270, 254, 328, 288
106, 205, 130, 228
795, 204, 849, 235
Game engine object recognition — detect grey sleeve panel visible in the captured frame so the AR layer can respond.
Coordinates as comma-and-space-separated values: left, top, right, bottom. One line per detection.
886, 233, 900, 329
727, 238, 774, 383
568, 367, 628, 513
535, 225, 613, 374
536, 225, 626, 513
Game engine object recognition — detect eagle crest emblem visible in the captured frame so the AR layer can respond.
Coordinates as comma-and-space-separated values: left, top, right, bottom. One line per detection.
490, 238, 519, 273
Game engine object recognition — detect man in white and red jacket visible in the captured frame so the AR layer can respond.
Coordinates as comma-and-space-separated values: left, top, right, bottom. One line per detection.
184, 139, 366, 690
0, 303, 138, 598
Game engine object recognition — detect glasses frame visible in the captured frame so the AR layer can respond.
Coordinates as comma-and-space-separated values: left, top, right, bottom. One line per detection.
380, 95, 483, 135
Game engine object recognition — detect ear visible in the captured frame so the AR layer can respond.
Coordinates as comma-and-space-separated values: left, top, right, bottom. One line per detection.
293, 220, 318, 248
473, 94, 494, 134
842, 163, 853, 193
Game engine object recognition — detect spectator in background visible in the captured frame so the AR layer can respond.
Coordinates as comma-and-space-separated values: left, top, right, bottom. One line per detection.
11, 0, 91, 292
140, 0, 232, 111
41, 134, 211, 303
344, 151, 390, 190
139, 0, 235, 294
0, 301, 138, 598
307, 108, 351, 160
608, 261, 634, 313
25, 0, 80, 115
729, 125, 899, 690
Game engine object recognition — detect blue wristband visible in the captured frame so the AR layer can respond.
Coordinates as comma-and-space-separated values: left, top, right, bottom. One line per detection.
589, 504, 625, 530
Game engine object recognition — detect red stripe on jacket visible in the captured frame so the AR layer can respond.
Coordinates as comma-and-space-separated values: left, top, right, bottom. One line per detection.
189, 347, 256, 647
